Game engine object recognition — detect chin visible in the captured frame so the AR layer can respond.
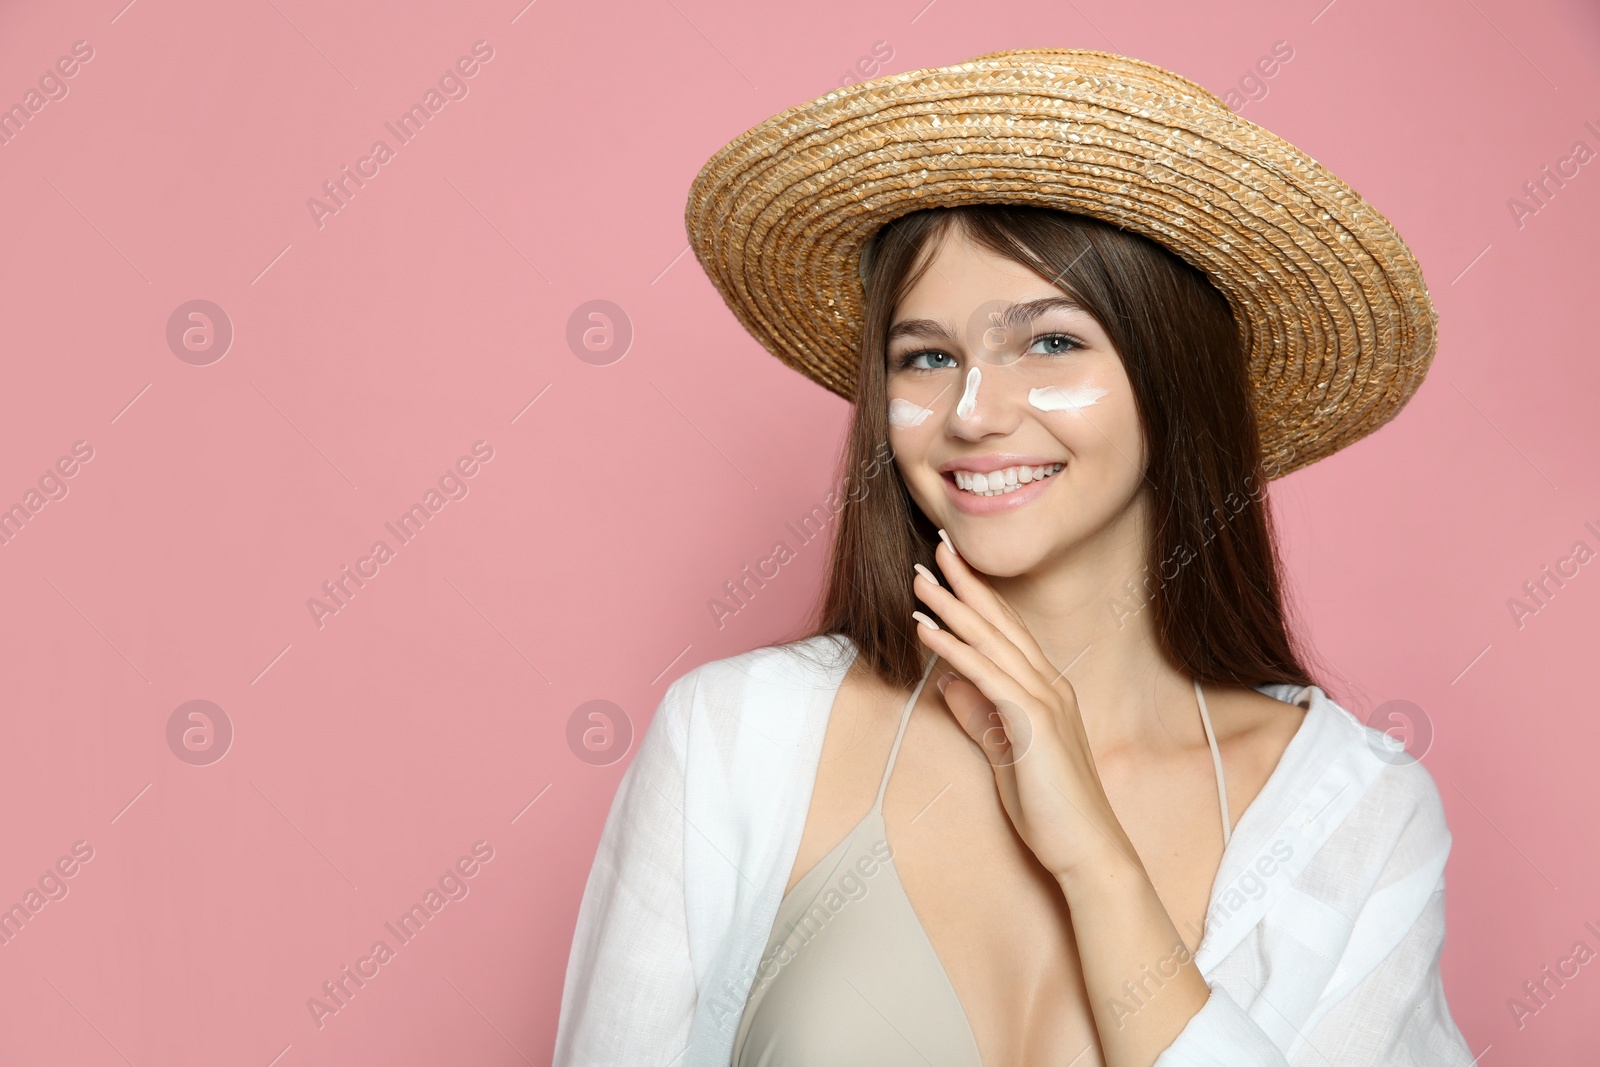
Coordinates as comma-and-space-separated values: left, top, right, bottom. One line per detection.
954, 542, 1048, 579
936, 514, 1062, 576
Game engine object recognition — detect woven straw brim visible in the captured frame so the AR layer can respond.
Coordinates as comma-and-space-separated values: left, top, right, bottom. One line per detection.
684, 48, 1438, 479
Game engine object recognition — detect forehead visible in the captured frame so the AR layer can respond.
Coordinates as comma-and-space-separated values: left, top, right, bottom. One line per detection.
892, 225, 1067, 319
888, 225, 1094, 345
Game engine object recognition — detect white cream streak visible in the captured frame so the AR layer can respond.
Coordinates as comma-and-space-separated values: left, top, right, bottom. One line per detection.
955, 366, 981, 420
888, 398, 935, 428
1028, 385, 1107, 412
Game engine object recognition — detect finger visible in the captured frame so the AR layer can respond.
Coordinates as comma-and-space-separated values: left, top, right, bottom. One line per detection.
914, 566, 1057, 708
933, 531, 1065, 685
937, 671, 1032, 772
913, 614, 1045, 745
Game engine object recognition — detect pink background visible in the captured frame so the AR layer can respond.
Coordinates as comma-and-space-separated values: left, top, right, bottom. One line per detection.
1, 0, 1596, 1062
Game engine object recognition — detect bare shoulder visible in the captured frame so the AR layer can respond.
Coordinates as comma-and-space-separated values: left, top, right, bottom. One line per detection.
1204, 684, 1309, 809
818, 655, 901, 759
781, 655, 908, 895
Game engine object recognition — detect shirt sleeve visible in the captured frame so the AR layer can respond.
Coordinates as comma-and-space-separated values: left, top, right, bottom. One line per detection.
1153, 765, 1477, 1066
551, 674, 699, 1067
1148, 981, 1288, 1065
1152, 886, 1474, 1065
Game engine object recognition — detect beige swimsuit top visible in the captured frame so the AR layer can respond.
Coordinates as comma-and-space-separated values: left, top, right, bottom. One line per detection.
731, 654, 1232, 1067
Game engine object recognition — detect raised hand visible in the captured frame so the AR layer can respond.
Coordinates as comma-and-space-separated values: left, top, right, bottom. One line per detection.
910, 530, 1142, 885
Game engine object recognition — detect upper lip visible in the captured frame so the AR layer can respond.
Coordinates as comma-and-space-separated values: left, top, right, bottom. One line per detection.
937, 455, 1066, 474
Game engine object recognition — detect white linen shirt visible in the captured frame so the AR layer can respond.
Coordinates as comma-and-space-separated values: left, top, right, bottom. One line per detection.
552, 635, 1477, 1066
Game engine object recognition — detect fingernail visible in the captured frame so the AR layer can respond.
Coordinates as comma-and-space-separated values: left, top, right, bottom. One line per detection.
936, 672, 954, 694
913, 562, 937, 584
938, 528, 956, 554
912, 610, 940, 631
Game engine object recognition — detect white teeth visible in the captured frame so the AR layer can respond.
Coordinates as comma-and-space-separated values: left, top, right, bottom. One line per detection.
951, 463, 1064, 496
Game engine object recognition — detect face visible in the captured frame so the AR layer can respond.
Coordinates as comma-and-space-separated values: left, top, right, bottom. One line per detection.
885, 224, 1149, 578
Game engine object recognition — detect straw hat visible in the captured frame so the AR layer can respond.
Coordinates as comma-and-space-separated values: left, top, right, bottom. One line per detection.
684, 48, 1438, 479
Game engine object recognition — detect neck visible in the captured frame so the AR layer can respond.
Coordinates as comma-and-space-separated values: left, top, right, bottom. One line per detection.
985, 517, 1200, 755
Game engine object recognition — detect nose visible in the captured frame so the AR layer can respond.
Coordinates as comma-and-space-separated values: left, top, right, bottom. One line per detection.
945, 361, 1023, 439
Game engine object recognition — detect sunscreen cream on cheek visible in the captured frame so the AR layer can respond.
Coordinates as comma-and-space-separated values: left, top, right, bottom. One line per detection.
1028, 385, 1107, 412
888, 398, 935, 427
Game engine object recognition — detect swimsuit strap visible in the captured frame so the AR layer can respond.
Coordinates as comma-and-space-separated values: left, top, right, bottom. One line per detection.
872, 652, 940, 812
1195, 678, 1232, 848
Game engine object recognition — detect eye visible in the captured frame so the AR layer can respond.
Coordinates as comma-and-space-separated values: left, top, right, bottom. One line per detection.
1028, 333, 1085, 356
892, 348, 956, 372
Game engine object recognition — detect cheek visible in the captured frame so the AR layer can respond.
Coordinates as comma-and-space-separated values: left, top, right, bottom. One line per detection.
883, 416, 944, 498
886, 420, 940, 485
888, 397, 936, 429
1034, 385, 1143, 471
1026, 384, 1107, 413
886, 391, 951, 470
1092, 379, 1143, 452
1028, 361, 1135, 428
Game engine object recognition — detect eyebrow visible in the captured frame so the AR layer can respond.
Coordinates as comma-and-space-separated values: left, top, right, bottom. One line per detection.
886, 296, 1091, 346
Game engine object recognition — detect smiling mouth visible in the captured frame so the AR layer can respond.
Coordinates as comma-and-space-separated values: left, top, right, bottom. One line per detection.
949, 462, 1064, 497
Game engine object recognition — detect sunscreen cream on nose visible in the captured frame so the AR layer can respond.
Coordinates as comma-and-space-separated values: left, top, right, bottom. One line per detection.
888, 398, 935, 427
955, 366, 982, 420
1028, 385, 1106, 412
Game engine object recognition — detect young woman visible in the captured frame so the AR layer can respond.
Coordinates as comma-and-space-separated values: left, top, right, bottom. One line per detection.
554, 50, 1474, 1067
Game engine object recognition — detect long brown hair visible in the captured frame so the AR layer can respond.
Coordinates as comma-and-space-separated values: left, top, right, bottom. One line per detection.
784, 204, 1317, 694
